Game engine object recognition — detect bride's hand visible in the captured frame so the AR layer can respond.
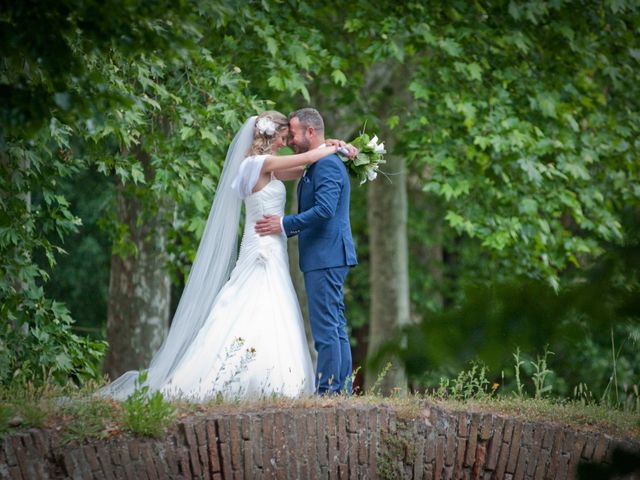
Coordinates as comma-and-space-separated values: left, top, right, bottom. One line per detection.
313, 144, 339, 159
326, 139, 359, 159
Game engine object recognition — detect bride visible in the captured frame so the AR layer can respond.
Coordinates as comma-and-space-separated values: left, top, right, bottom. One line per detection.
100, 112, 344, 401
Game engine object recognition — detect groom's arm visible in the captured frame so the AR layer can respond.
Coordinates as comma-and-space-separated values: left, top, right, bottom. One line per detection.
282, 158, 343, 237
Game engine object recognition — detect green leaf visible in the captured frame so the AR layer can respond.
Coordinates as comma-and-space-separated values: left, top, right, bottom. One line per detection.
141, 94, 160, 110
344, 18, 364, 33
115, 166, 130, 183
520, 198, 538, 215
387, 116, 400, 130
535, 93, 558, 118
473, 136, 490, 150
131, 164, 146, 185
353, 154, 371, 167
445, 210, 475, 236
180, 126, 194, 140
441, 183, 455, 200
192, 190, 208, 213
438, 38, 462, 57
518, 158, 542, 184
268, 75, 286, 91
299, 84, 311, 103
560, 161, 590, 181
331, 70, 347, 87
200, 129, 218, 145
290, 44, 312, 69
55, 353, 72, 371
388, 41, 405, 62
466, 62, 482, 81
409, 81, 429, 100
266, 37, 278, 57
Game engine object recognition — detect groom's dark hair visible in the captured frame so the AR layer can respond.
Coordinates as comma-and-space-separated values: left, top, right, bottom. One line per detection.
289, 108, 324, 134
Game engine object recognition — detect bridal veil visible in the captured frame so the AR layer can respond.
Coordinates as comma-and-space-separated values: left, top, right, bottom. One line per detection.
100, 116, 258, 399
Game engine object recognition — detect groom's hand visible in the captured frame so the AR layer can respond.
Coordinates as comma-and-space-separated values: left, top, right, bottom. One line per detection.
255, 215, 282, 236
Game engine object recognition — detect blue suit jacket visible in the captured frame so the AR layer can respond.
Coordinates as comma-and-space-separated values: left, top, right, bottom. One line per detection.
283, 153, 357, 273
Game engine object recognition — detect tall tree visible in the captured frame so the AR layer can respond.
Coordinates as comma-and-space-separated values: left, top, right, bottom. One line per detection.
0, 0, 192, 384
403, 1, 640, 287
81, 37, 262, 375
366, 138, 411, 393
362, 1, 640, 394
103, 149, 172, 378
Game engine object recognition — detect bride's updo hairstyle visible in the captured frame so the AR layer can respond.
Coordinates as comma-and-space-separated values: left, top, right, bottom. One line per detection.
247, 111, 288, 155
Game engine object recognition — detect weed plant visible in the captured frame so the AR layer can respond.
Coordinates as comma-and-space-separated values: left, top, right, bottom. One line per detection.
121, 371, 175, 437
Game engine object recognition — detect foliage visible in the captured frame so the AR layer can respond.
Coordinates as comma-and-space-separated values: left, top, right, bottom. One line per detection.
399, 2, 640, 287
0, 300, 106, 385
0, 382, 637, 451
0, 404, 11, 435
0, 0, 199, 386
0, 0, 194, 138
231, 2, 640, 388
0, 383, 52, 434
39, 168, 112, 333
513, 347, 555, 399
0, 126, 106, 386
375, 221, 640, 405
0, 0, 262, 385
121, 371, 175, 437
2, 0, 640, 395
81, 33, 263, 278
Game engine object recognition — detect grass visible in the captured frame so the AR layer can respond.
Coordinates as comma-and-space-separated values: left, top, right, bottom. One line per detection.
0, 380, 638, 443
431, 396, 640, 440
59, 397, 121, 443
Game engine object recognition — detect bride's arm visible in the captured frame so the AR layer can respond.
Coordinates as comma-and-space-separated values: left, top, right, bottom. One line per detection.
273, 166, 306, 181
326, 139, 358, 158
273, 139, 359, 180
260, 145, 338, 175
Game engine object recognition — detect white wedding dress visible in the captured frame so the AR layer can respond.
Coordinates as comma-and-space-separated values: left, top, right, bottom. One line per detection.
159, 176, 315, 400
98, 118, 313, 402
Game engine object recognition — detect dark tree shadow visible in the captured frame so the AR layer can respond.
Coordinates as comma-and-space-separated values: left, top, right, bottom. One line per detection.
578, 446, 640, 480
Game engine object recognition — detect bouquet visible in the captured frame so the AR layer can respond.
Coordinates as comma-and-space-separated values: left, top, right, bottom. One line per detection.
339, 131, 386, 185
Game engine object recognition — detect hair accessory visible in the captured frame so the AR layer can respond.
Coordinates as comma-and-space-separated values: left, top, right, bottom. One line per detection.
256, 117, 277, 136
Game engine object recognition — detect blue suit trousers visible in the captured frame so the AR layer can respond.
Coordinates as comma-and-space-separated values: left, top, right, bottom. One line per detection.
304, 266, 352, 395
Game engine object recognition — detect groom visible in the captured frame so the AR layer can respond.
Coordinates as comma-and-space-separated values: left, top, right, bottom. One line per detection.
255, 108, 358, 395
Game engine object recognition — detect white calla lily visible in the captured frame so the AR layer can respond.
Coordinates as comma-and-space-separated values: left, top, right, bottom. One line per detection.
374, 142, 386, 154
366, 165, 378, 181
347, 129, 385, 184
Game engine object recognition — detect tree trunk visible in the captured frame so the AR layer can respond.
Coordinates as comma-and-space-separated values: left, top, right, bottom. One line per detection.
364, 143, 411, 394
16, 155, 31, 295
103, 150, 171, 380
312, 63, 412, 394
10, 155, 31, 333
363, 63, 412, 394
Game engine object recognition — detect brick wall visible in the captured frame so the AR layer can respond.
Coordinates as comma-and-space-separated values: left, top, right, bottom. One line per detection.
1, 403, 638, 479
